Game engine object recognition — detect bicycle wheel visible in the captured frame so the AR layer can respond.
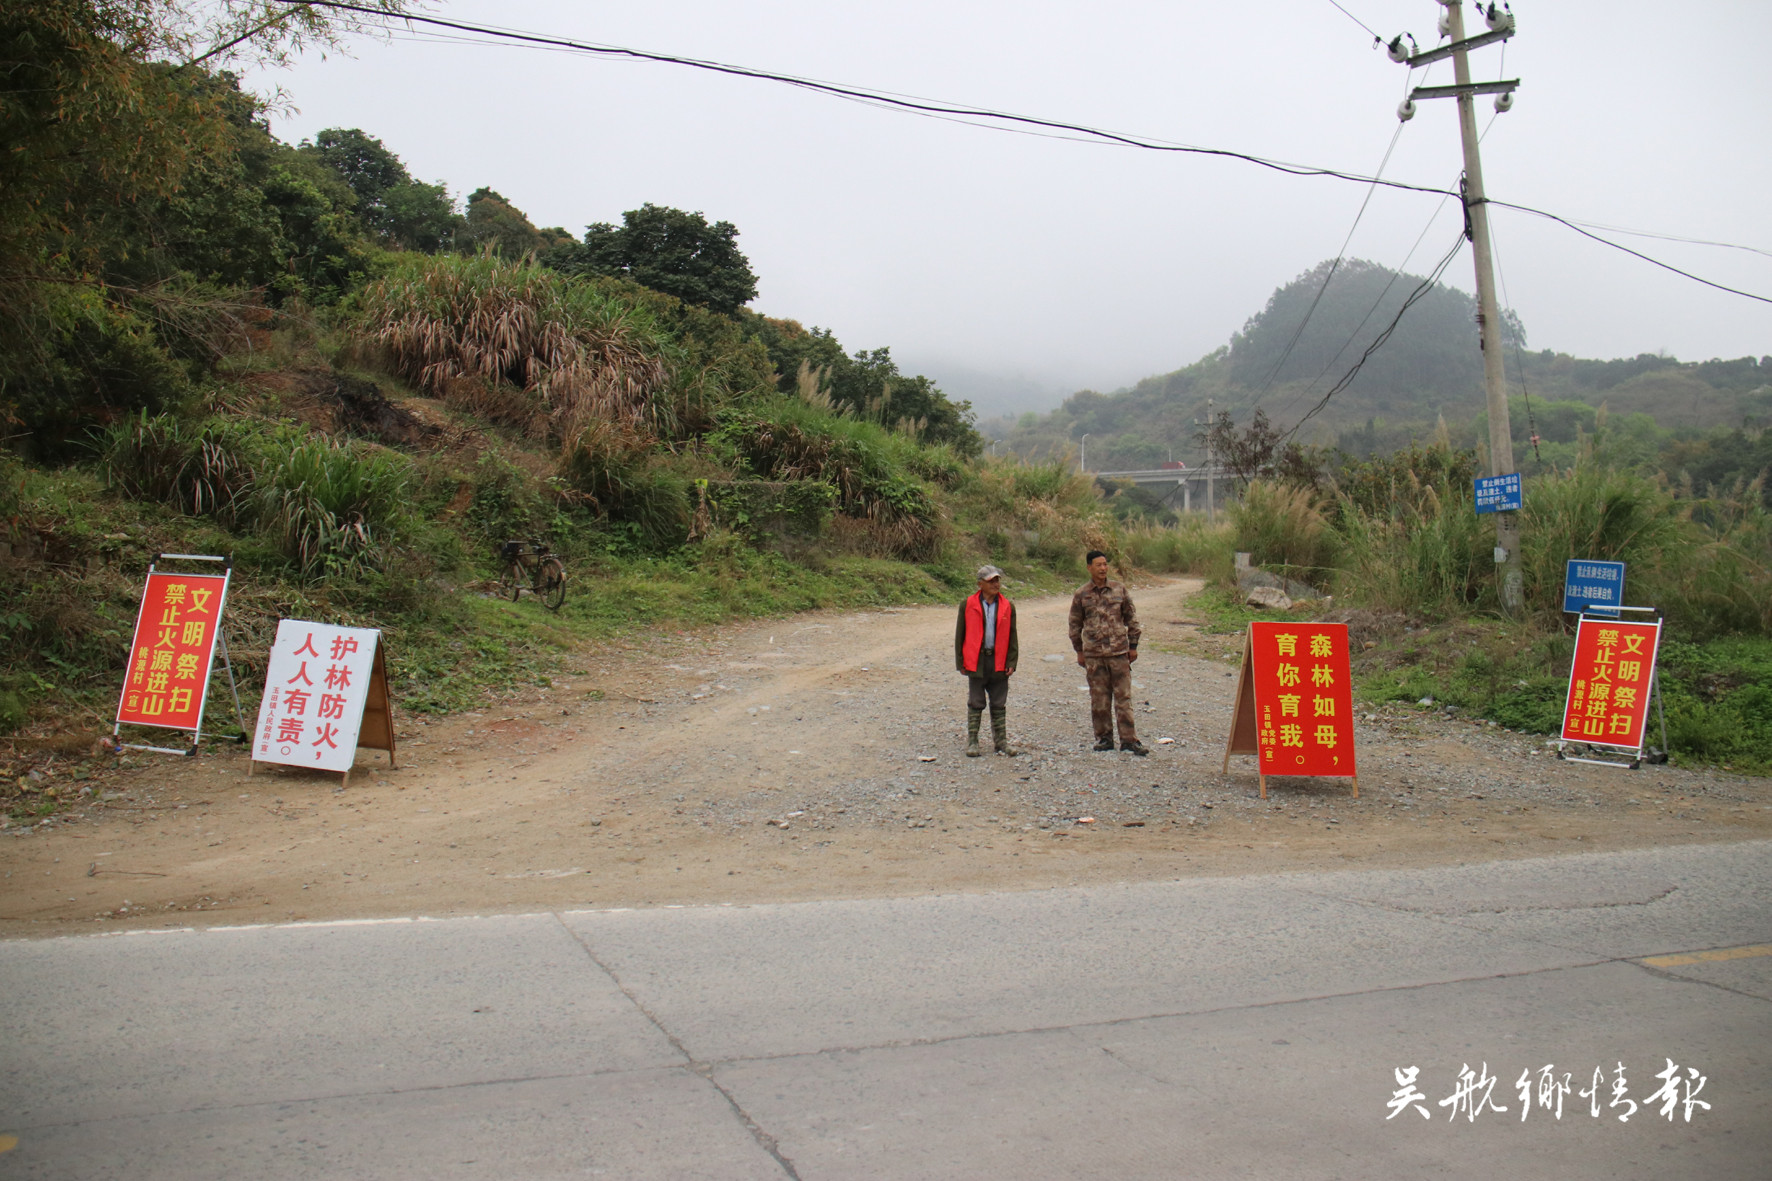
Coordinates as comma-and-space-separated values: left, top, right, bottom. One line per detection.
501, 562, 523, 601
538, 558, 567, 611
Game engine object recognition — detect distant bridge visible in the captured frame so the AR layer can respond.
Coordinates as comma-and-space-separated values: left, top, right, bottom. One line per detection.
1092, 467, 1231, 513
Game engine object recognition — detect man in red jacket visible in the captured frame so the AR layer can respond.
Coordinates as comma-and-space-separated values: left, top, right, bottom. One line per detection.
954, 564, 1019, 757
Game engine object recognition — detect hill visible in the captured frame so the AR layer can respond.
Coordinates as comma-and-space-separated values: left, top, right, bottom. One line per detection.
1001, 258, 1770, 472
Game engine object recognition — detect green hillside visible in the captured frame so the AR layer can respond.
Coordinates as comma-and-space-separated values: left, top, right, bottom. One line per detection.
2, 2, 1153, 746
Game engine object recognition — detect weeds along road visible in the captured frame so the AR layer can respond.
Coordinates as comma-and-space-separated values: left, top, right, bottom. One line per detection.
4, 580, 1770, 936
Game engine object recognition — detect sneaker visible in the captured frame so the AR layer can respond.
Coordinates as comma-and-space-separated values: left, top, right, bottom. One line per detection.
1121, 740, 1150, 756
1092, 737, 1115, 752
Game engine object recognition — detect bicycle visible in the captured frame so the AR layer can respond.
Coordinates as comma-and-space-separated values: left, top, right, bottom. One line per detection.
498, 539, 567, 611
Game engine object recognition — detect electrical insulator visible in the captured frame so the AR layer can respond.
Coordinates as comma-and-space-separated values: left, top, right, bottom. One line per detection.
1494, 91, 1514, 113
1397, 98, 1418, 122
1386, 35, 1410, 63
1437, 11, 1452, 38
1484, 4, 1516, 33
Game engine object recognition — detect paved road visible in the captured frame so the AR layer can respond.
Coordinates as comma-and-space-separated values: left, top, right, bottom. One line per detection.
3, 841, 1768, 1179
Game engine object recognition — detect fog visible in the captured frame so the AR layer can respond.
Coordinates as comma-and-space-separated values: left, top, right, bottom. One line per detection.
245, 0, 1772, 415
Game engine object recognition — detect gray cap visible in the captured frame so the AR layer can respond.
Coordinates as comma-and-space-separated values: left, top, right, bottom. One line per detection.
975, 564, 1004, 581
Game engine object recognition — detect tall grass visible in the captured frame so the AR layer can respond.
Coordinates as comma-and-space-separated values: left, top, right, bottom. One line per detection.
1120, 516, 1235, 580
98, 411, 256, 526
1231, 481, 1340, 588
97, 412, 412, 581
256, 438, 411, 580
1329, 456, 1772, 638
1337, 478, 1492, 616
354, 254, 673, 442
1519, 464, 1684, 615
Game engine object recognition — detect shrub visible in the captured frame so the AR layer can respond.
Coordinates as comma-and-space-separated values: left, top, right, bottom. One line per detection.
7, 289, 194, 462
709, 398, 940, 558
693, 479, 836, 540
465, 450, 558, 546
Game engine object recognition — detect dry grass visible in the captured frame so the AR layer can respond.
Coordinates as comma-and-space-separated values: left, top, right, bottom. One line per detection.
355, 255, 673, 445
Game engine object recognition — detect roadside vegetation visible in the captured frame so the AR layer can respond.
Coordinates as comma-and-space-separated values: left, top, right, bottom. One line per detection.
1187, 425, 1772, 772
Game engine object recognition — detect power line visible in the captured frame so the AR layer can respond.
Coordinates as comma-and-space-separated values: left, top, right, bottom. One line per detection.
1251, 122, 1407, 407
303, 1, 1464, 199
1486, 218, 1542, 464
296, 1, 1772, 307
1281, 113, 1496, 417
1325, 0, 1384, 43
1285, 231, 1469, 441
1546, 220, 1772, 260
1483, 199, 1772, 305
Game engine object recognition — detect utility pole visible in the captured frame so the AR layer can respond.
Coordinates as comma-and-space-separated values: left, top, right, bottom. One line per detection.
1206, 397, 1215, 522
1392, 1, 1524, 614
1080, 433, 1089, 474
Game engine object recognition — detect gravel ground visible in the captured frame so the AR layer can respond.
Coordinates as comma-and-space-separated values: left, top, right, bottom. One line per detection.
5, 578, 1768, 936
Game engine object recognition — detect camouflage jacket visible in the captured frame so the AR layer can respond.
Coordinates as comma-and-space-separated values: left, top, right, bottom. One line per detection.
1068, 579, 1141, 658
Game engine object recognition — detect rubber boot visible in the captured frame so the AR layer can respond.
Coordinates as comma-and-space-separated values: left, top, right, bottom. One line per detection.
991, 707, 1018, 756
966, 708, 983, 757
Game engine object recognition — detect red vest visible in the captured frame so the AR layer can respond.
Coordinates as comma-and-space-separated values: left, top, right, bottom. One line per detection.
962, 592, 1012, 673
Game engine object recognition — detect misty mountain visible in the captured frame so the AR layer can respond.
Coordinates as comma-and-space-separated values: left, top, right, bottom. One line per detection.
1001, 258, 1770, 469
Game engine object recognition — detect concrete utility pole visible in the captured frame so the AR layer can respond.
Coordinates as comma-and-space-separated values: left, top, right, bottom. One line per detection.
1205, 397, 1216, 522
1080, 433, 1089, 474
1395, 1, 1524, 614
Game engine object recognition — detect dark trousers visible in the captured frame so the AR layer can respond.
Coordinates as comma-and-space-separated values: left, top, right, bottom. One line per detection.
967, 665, 1009, 711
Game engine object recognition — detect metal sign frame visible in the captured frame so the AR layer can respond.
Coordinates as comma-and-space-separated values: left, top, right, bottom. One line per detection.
113, 554, 246, 757
1556, 607, 1670, 770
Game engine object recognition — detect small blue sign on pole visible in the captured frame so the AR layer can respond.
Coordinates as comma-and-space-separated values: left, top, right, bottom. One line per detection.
1564, 560, 1625, 615
1475, 472, 1523, 513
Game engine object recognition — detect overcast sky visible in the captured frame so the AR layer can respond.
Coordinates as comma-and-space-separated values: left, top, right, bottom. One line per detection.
244, 0, 1771, 414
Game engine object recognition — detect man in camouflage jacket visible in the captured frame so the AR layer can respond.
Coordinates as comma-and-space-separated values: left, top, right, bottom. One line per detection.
1068, 550, 1148, 755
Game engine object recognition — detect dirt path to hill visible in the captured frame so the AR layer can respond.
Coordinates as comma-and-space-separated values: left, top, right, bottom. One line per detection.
6, 579, 1771, 937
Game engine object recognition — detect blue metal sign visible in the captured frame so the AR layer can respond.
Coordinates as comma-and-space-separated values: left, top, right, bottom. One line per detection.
1474, 472, 1523, 513
1563, 560, 1625, 615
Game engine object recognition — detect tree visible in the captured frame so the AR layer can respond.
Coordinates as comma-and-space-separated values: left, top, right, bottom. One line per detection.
304, 129, 406, 213
381, 180, 462, 253
1195, 409, 1320, 490
304, 128, 463, 251
1, 1, 410, 451
463, 188, 546, 258
556, 204, 758, 316
744, 318, 980, 455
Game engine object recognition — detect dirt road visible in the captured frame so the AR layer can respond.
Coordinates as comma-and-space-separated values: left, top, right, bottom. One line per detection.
6, 579, 1770, 937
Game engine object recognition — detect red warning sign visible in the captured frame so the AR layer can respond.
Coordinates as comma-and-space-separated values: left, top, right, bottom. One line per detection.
1560, 618, 1662, 750
1223, 622, 1358, 797
115, 572, 229, 732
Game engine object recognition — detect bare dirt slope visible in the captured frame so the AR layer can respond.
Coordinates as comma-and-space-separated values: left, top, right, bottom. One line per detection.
6, 579, 1770, 937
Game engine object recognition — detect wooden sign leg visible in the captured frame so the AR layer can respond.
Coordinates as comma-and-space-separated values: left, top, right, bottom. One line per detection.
1351, 777, 1359, 800
1259, 771, 1267, 799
